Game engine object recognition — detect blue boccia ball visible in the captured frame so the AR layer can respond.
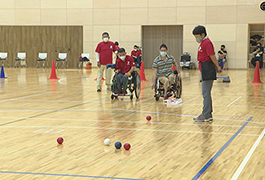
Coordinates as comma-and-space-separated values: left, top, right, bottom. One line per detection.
115, 141, 122, 149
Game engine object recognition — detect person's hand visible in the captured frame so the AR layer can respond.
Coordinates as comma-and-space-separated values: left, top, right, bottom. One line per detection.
115, 70, 118, 74
125, 73, 130, 77
217, 67, 222, 73
97, 62, 101, 68
151, 83, 155, 89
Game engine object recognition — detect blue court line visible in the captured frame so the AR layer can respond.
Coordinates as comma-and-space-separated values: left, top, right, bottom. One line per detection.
192, 116, 253, 180
0, 171, 144, 180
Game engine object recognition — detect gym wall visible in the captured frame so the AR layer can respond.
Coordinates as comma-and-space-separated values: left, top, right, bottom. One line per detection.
0, 0, 264, 69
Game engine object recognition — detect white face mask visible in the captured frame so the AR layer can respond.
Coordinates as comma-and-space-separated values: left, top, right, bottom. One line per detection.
103, 38, 109, 42
196, 36, 203, 43
160, 52, 167, 56
120, 56, 126, 61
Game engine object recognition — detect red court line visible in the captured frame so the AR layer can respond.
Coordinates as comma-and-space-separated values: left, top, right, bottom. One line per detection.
135, 133, 198, 179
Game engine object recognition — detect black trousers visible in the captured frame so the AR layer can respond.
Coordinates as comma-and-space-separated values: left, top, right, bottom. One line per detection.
251, 57, 263, 68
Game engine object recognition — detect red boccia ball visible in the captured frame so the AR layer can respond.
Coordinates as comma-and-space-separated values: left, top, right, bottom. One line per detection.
146, 116, 151, 121
57, 137, 64, 144
124, 143, 131, 150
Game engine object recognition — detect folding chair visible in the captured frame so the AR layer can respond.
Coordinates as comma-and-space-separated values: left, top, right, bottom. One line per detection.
36, 53, 48, 68
0, 52, 9, 67
15, 53, 27, 68
55, 53, 68, 69
78, 53, 90, 69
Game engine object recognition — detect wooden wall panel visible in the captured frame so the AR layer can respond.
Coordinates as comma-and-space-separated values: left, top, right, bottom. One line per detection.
0, 26, 83, 68
142, 25, 183, 69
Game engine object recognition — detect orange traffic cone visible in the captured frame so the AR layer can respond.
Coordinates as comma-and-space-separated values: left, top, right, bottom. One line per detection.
140, 61, 148, 81
48, 60, 60, 80
252, 61, 262, 83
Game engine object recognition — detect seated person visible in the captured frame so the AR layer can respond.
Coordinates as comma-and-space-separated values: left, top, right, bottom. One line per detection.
217, 45, 227, 70
131, 45, 142, 66
251, 42, 264, 69
115, 48, 136, 94
151, 44, 180, 100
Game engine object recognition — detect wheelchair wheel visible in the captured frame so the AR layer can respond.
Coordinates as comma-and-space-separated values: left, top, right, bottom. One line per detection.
134, 72, 141, 99
111, 94, 114, 100
130, 94, 133, 100
175, 76, 182, 99
111, 74, 118, 93
155, 95, 160, 101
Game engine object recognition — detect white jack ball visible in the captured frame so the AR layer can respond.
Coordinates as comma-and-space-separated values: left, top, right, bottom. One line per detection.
104, 138, 111, 146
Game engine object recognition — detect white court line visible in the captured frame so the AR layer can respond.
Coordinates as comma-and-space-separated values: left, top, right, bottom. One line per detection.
44, 129, 54, 133
136, 97, 154, 104
182, 95, 201, 104
227, 96, 242, 107
0, 107, 251, 119
231, 128, 265, 180
0, 116, 261, 127
0, 92, 51, 102
1, 117, 263, 129
33, 129, 43, 133
0, 125, 259, 137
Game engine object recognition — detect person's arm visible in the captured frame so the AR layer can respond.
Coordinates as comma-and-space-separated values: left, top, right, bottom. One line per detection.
96, 52, 100, 68
125, 66, 135, 77
209, 55, 222, 73
115, 69, 121, 73
174, 62, 181, 77
171, 56, 180, 76
115, 61, 121, 73
253, 48, 259, 55
95, 44, 101, 68
151, 68, 158, 89
258, 48, 263, 55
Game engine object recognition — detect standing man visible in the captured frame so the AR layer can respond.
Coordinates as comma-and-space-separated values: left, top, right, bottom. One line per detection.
95, 32, 118, 92
192, 25, 222, 122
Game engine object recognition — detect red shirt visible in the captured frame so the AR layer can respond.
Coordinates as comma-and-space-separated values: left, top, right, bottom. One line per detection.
116, 55, 136, 74
131, 50, 142, 57
95, 41, 117, 65
197, 38, 215, 71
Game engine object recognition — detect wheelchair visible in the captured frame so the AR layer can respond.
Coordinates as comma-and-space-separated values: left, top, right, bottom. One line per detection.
107, 64, 141, 100
154, 70, 182, 101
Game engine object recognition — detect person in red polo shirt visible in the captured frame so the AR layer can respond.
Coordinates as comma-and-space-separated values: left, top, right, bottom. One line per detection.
192, 25, 222, 122
115, 48, 136, 94
131, 45, 142, 67
95, 32, 118, 92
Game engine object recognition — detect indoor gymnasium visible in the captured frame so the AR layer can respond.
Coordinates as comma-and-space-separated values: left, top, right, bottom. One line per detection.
0, 0, 265, 180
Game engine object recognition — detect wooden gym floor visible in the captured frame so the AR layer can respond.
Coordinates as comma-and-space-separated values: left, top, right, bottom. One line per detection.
0, 67, 264, 180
